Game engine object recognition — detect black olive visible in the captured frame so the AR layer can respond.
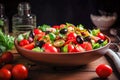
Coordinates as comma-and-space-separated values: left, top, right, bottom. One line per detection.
29, 31, 34, 38
76, 35, 83, 44
35, 40, 45, 48
97, 39, 104, 44
84, 36, 91, 42
60, 28, 68, 34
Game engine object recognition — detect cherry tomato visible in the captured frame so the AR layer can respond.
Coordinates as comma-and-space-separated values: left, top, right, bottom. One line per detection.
74, 44, 85, 52
97, 32, 105, 40
42, 43, 52, 49
43, 43, 58, 53
1, 52, 14, 63
12, 64, 28, 80
80, 42, 93, 51
0, 68, 11, 80
96, 64, 113, 78
67, 44, 75, 52
34, 28, 42, 35
22, 42, 35, 50
19, 39, 29, 46
67, 32, 77, 40
2, 64, 13, 71
52, 25, 60, 29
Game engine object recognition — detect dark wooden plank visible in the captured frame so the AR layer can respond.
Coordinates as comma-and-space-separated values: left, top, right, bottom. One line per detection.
12, 53, 119, 80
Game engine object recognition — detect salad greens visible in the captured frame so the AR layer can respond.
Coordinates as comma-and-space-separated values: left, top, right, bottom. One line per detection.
0, 30, 14, 53
91, 29, 100, 36
38, 24, 51, 32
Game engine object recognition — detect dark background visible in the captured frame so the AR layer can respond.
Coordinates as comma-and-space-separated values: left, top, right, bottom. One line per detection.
0, 0, 120, 32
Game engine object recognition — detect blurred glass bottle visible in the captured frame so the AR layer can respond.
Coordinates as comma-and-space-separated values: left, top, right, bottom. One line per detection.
0, 3, 9, 34
12, 2, 36, 36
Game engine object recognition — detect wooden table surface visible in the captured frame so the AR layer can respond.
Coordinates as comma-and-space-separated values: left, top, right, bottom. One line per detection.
9, 32, 120, 80
10, 51, 120, 80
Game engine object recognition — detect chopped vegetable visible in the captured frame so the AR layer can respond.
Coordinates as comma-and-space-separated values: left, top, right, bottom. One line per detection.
49, 33, 56, 41
17, 23, 108, 53
17, 34, 24, 42
38, 24, 51, 32
77, 24, 84, 30
32, 47, 43, 52
91, 29, 100, 36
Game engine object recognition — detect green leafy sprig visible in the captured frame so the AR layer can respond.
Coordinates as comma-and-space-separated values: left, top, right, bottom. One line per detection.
0, 30, 14, 53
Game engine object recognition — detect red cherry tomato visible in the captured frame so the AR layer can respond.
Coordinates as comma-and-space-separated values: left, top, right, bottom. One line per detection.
43, 43, 58, 53
74, 44, 85, 52
34, 28, 42, 35
67, 32, 77, 40
19, 39, 29, 46
1, 52, 14, 63
0, 68, 11, 80
12, 64, 28, 80
52, 25, 60, 29
96, 64, 113, 78
67, 44, 75, 52
80, 42, 93, 51
22, 42, 35, 50
97, 32, 105, 40
2, 64, 13, 71
42, 43, 52, 49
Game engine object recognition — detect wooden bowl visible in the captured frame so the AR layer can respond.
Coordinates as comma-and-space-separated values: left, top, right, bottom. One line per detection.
14, 35, 111, 66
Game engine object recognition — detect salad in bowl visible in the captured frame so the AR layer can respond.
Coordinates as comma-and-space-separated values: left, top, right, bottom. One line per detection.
14, 23, 111, 66
16, 23, 108, 53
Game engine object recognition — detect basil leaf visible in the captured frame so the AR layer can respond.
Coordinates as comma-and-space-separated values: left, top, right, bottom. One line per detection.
0, 30, 14, 52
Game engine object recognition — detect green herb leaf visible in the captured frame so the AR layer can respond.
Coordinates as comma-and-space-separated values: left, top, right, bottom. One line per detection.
91, 29, 100, 36
38, 24, 51, 31
0, 30, 14, 52
77, 24, 84, 30
102, 39, 108, 46
92, 42, 101, 49
49, 33, 56, 41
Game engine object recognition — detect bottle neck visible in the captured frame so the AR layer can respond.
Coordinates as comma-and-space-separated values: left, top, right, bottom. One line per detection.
17, 2, 31, 16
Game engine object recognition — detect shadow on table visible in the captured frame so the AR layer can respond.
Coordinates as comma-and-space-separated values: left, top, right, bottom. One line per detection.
92, 77, 109, 80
